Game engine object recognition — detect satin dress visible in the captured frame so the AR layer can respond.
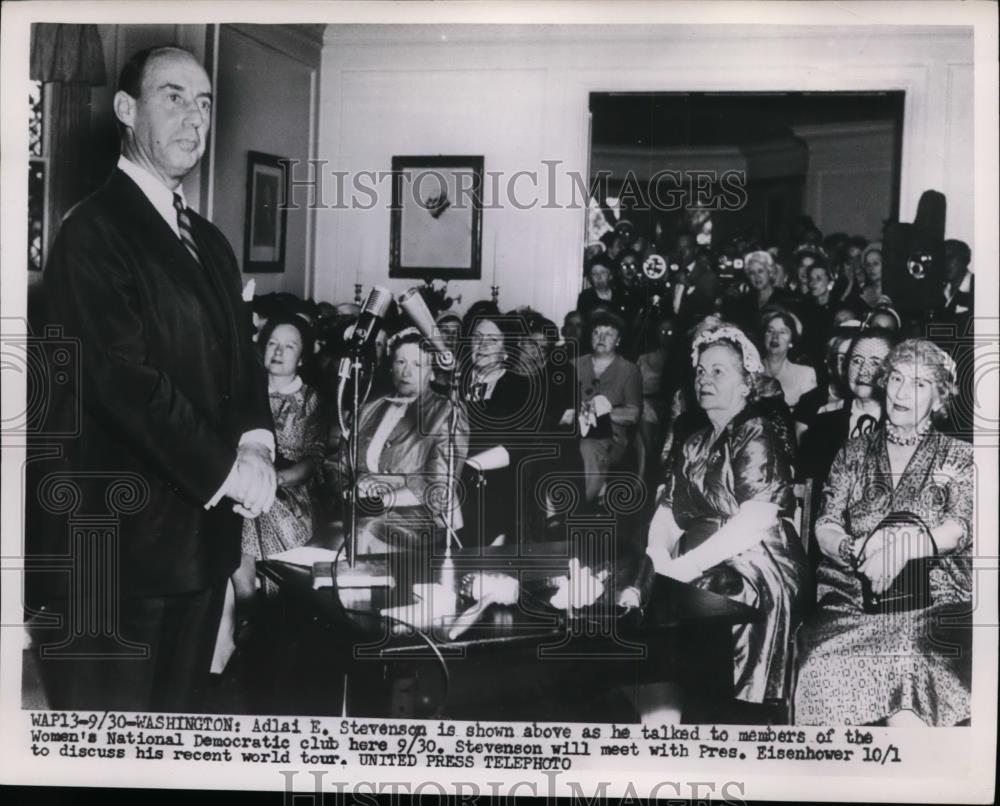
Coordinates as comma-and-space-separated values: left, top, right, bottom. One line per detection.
663, 407, 809, 703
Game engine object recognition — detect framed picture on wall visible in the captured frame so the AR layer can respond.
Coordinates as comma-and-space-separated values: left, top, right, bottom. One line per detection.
390, 155, 483, 280
243, 150, 288, 273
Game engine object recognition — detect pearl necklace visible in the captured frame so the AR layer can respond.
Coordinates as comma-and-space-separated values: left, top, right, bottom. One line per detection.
885, 422, 930, 447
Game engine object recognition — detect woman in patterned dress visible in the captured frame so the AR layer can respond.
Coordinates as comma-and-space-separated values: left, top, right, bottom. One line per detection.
794, 339, 973, 726
233, 315, 325, 604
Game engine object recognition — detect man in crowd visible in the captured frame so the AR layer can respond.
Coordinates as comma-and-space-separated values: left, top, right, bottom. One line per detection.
35, 46, 275, 712
940, 238, 974, 330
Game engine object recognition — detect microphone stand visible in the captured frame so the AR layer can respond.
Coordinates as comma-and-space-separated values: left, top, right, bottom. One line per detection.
338, 344, 371, 569
441, 360, 464, 553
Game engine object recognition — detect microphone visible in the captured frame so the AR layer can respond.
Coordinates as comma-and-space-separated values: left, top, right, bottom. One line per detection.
349, 286, 393, 354
397, 287, 455, 370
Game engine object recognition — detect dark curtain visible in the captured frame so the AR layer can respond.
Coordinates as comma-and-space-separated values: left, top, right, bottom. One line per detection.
30, 24, 107, 245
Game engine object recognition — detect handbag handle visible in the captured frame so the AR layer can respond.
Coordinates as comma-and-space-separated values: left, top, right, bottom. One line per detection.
858, 510, 939, 560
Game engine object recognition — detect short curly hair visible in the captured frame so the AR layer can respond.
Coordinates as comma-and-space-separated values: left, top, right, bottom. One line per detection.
877, 338, 958, 417
744, 250, 775, 276
387, 328, 433, 361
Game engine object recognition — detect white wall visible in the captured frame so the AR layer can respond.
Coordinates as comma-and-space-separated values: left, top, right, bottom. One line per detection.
315, 24, 974, 323
794, 120, 897, 239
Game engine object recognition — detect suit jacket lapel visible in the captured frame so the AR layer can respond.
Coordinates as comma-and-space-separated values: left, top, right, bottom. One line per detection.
388, 404, 419, 444
110, 170, 229, 344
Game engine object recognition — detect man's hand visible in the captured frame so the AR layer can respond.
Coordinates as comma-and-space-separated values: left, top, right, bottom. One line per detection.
223, 443, 276, 518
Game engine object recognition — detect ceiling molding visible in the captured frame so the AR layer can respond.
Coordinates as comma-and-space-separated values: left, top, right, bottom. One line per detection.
791, 119, 897, 139
225, 23, 323, 67
323, 23, 973, 49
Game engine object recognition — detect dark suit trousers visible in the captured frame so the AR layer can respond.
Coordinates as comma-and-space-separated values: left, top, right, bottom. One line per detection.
35, 584, 227, 713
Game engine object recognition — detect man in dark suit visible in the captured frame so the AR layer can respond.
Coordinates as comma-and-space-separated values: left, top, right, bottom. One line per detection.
33, 45, 275, 712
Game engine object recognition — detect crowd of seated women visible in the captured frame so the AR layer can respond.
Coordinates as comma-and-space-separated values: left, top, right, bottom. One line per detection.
239, 208, 975, 726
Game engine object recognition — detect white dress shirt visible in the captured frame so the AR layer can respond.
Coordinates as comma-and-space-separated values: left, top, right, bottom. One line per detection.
117, 155, 186, 237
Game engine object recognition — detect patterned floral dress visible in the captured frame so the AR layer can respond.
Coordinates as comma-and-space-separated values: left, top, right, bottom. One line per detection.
241, 379, 325, 559
794, 428, 974, 725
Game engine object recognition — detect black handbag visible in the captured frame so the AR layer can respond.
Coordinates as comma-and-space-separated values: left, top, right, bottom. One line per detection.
858, 511, 938, 614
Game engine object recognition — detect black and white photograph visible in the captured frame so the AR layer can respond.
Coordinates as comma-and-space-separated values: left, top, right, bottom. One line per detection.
1, 2, 997, 803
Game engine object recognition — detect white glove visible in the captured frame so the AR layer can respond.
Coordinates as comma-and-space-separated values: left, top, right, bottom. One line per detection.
591, 394, 612, 417
550, 557, 608, 611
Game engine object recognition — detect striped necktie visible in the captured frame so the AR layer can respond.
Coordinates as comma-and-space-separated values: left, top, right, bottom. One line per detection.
173, 193, 201, 264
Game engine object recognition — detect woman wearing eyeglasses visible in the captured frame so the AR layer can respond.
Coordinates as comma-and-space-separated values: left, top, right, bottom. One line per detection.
460, 312, 541, 545
798, 327, 898, 491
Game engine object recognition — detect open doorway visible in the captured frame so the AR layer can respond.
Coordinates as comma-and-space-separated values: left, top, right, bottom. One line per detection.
584, 90, 904, 282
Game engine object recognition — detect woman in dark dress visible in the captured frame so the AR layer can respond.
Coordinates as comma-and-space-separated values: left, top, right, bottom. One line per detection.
460, 313, 542, 545
622, 325, 808, 703
576, 254, 630, 322
798, 327, 896, 488
795, 339, 973, 726
514, 314, 580, 535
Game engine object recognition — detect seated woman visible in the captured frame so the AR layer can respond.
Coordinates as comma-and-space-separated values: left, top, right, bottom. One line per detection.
515, 314, 581, 534
576, 255, 630, 323
659, 313, 723, 466
571, 309, 642, 505
858, 241, 893, 310
795, 339, 972, 726
862, 303, 902, 332
793, 324, 858, 443
621, 325, 808, 705
514, 313, 577, 432
234, 315, 325, 603
662, 318, 796, 474
342, 329, 469, 552
461, 312, 539, 545
761, 309, 817, 409
798, 327, 896, 487
801, 261, 838, 367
